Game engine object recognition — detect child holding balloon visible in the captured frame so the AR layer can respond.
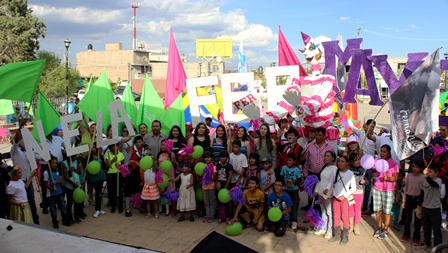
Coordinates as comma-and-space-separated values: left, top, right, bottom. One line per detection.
265, 177, 293, 237
371, 144, 399, 240
172, 162, 196, 222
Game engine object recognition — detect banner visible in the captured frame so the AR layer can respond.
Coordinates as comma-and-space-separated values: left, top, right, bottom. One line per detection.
390, 49, 440, 160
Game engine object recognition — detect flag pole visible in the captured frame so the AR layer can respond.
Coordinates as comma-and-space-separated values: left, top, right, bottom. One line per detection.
360, 100, 389, 150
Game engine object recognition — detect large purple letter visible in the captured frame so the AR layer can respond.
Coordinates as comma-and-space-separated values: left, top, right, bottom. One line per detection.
323, 38, 363, 83
344, 49, 383, 106
370, 52, 427, 95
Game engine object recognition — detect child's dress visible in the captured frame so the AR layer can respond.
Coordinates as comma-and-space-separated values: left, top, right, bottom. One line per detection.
7, 180, 33, 223
177, 173, 196, 211
141, 170, 159, 200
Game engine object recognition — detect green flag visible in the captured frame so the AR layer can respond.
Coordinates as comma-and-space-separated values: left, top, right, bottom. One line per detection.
160, 94, 185, 136
0, 100, 13, 115
77, 71, 115, 133
440, 91, 448, 107
0, 60, 45, 102
25, 102, 33, 116
84, 76, 93, 96
121, 82, 137, 122
32, 92, 60, 140
136, 74, 165, 130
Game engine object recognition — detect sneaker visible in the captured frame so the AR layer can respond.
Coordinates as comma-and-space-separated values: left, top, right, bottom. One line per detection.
412, 239, 420, 246
324, 232, 333, 239
93, 211, 100, 218
353, 225, 361, 235
208, 217, 214, 223
378, 231, 388, 240
314, 229, 326, 235
373, 229, 382, 238
100, 210, 106, 215
417, 243, 430, 251
125, 210, 132, 217
401, 235, 409, 242
442, 222, 448, 231
291, 222, 298, 230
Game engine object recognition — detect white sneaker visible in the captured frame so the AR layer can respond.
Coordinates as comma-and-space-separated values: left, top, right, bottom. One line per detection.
443, 222, 448, 231
324, 232, 333, 239
314, 229, 326, 235
291, 222, 298, 230
93, 211, 100, 218
100, 210, 106, 215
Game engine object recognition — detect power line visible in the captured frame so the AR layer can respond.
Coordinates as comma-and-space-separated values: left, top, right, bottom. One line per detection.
363, 29, 448, 41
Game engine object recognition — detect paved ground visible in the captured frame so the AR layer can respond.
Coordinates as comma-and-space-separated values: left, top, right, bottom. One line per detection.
1, 101, 447, 252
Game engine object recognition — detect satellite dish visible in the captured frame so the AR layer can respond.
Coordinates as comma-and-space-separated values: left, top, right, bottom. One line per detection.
216, 56, 222, 63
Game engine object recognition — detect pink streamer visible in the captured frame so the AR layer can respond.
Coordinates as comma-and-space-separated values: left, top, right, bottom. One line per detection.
155, 170, 164, 183
202, 163, 214, 186
250, 119, 260, 131
132, 193, 141, 209
118, 164, 131, 177
165, 139, 174, 153
306, 207, 325, 230
179, 144, 194, 158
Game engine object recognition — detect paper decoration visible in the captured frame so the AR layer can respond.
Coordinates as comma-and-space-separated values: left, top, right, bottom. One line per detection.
22, 121, 50, 169
109, 101, 136, 138
61, 113, 89, 157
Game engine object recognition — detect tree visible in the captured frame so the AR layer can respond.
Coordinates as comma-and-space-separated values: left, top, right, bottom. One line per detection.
37, 51, 80, 98
0, 0, 46, 64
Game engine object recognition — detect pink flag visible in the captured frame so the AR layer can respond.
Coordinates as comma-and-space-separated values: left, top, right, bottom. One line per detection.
164, 28, 187, 109
278, 26, 307, 77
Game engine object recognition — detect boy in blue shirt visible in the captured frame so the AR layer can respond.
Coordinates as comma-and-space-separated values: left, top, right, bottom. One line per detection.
266, 177, 293, 237
280, 153, 302, 230
44, 156, 69, 229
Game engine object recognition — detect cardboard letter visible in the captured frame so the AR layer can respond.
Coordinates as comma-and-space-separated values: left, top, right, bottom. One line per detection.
109, 101, 136, 137
22, 121, 50, 169
61, 113, 89, 157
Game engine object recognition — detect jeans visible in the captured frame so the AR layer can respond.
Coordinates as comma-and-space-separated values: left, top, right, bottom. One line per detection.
49, 193, 67, 225
319, 197, 333, 233
25, 182, 39, 224
422, 207, 442, 247
107, 173, 123, 210
362, 170, 372, 212
40, 164, 49, 211
63, 186, 82, 220
284, 189, 299, 222
403, 195, 422, 240
203, 189, 216, 218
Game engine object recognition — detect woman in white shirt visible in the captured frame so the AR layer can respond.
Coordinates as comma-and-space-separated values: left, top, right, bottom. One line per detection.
313, 150, 337, 239
328, 156, 356, 245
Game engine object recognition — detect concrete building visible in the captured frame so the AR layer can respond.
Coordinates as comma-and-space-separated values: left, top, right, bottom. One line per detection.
76, 42, 225, 97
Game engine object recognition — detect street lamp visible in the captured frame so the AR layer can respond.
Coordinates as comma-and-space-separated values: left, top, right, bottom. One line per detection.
444, 51, 448, 91
199, 62, 202, 77
64, 39, 71, 115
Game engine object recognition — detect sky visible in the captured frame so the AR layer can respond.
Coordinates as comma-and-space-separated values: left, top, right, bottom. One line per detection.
29, 0, 448, 71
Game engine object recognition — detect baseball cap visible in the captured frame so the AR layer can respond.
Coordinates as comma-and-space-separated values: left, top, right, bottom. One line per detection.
347, 135, 358, 144
205, 114, 213, 120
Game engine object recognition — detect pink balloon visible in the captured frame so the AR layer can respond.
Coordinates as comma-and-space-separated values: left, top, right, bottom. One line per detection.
375, 159, 389, 173
360, 155, 375, 169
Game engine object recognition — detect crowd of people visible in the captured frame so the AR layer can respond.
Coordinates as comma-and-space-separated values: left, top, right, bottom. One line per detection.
0, 112, 447, 250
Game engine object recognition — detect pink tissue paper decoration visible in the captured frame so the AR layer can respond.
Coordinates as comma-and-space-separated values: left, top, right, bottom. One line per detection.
230, 186, 246, 205
202, 163, 214, 186
306, 207, 325, 230
179, 144, 194, 158
303, 175, 318, 198
165, 139, 174, 153
250, 119, 260, 131
132, 192, 141, 209
118, 164, 131, 177
155, 170, 164, 183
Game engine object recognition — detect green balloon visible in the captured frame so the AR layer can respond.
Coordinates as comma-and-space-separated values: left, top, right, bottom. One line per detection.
87, 161, 101, 175
268, 207, 282, 222
157, 174, 169, 189
191, 145, 204, 159
218, 189, 231, 203
194, 162, 206, 176
73, 188, 86, 204
226, 222, 243, 236
195, 189, 203, 201
160, 160, 172, 174
140, 156, 153, 171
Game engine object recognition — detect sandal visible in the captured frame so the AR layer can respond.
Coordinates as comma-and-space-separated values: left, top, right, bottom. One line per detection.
178, 217, 185, 222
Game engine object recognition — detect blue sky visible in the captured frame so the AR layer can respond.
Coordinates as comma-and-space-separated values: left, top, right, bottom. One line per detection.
29, 0, 448, 71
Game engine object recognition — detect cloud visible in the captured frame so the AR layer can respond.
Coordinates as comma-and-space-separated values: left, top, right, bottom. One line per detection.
338, 16, 352, 23
408, 24, 420, 30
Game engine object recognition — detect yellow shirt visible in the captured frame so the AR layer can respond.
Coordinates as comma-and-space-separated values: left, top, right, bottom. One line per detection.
106, 152, 124, 174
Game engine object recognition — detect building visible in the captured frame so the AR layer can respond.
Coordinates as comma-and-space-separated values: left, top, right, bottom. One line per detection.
76, 42, 225, 97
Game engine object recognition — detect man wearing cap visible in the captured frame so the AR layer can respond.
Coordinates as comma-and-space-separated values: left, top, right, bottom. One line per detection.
348, 118, 377, 157
205, 114, 216, 138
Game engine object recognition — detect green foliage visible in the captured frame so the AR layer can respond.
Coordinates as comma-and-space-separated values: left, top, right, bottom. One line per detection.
37, 50, 80, 98
0, 0, 46, 64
